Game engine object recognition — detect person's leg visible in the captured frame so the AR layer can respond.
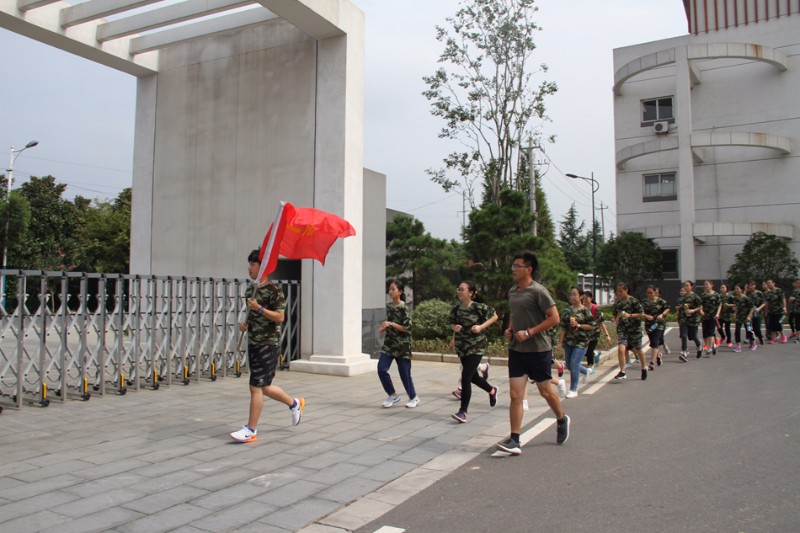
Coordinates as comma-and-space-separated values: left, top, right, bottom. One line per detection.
734, 322, 742, 345
534, 379, 564, 420
585, 339, 597, 367
680, 323, 688, 352
459, 354, 482, 413
752, 316, 763, 343
377, 352, 396, 396
616, 342, 627, 372
395, 358, 417, 399
564, 345, 578, 392
508, 376, 528, 434
724, 321, 732, 344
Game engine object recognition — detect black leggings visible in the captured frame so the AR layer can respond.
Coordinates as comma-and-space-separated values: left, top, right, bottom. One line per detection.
734, 322, 755, 344
459, 354, 493, 413
586, 339, 598, 366
751, 316, 764, 343
718, 320, 731, 342
680, 324, 701, 351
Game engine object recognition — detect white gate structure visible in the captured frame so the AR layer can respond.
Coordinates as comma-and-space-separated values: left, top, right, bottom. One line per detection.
0, 271, 300, 412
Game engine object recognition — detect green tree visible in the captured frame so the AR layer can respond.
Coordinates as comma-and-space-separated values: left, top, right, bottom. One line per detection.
74, 188, 132, 273
727, 232, 799, 288
386, 215, 463, 303
17, 176, 80, 271
423, 0, 557, 207
596, 231, 662, 297
558, 203, 590, 273
0, 187, 32, 270
463, 188, 574, 305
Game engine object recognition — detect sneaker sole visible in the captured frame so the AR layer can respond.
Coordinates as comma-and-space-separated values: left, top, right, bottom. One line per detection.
496, 444, 521, 455
292, 398, 305, 425
557, 415, 570, 445
451, 413, 467, 423
231, 434, 257, 443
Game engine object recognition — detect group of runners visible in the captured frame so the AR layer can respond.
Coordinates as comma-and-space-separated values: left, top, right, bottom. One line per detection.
229, 244, 799, 455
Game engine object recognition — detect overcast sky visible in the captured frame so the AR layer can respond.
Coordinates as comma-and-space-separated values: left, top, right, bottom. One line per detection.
0, 0, 688, 241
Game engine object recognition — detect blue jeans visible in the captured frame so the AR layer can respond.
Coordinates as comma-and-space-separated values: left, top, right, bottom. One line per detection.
377, 352, 416, 399
563, 344, 588, 392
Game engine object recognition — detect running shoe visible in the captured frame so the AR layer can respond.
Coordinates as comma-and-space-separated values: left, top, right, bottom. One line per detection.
733, 345, 742, 353
489, 387, 498, 407
406, 396, 420, 408
556, 415, 570, 445
290, 398, 305, 425
625, 359, 633, 367
679, 352, 688, 362
614, 371, 627, 380
697, 349, 703, 359
715, 337, 721, 347
451, 410, 468, 423
711, 346, 717, 356
726, 342, 733, 348
481, 362, 490, 380
230, 425, 257, 443
656, 355, 662, 367
566, 390, 578, 399
557, 361, 564, 377
663, 344, 671, 354
750, 342, 757, 351
648, 362, 655, 371
382, 394, 401, 408
452, 388, 462, 400
557, 379, 567, 397
641, 368, 648, 381
496, 437, 521, 455
769, 339, 777, 345
781, 335, 787, 343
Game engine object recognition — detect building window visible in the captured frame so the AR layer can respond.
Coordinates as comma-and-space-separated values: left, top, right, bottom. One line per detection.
641, 96, 674, 124
661, 249, 678, 279
643, 172, 677, 202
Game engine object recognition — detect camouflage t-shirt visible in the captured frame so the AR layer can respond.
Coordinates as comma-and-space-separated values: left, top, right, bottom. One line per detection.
245, 282, 285, 346
790, 288, 800, 314
611, 296, 643, 337
677, 292, 702, 325
719, 293, 735, 321
732, 294, 754, 323
382, 302, 412, 359
701, 291, 721, 318
765, 287, 785, 314
641, 297, 669, 331
560, 306, 594, 348
449, 302, 497, 357
587, 306, 605, 341
748, 290, 765, 317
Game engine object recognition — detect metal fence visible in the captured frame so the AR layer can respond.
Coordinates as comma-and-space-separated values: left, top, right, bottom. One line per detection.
0, 271, 300, 412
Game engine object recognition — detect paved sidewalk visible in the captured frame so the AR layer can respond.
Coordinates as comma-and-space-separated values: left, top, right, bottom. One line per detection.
0, 359, 567, 533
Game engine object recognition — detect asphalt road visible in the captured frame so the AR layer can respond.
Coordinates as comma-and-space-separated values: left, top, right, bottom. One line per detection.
358, 331, 800, 533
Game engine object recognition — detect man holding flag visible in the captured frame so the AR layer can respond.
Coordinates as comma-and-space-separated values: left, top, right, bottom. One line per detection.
230, 249, 305, 443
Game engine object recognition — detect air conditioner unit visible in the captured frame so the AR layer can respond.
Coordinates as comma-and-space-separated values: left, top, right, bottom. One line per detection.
654, 121, 669, 134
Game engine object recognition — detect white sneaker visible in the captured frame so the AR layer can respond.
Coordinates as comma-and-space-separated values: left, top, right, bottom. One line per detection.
522, 399, 529, 411
382, 394, 401, 408
290, 398, 304, 426
406, 396, 420, 408
566, 390, 578, 399
230, 425, 257, 443
583, 367, 596, 384
557, 379, 567, 398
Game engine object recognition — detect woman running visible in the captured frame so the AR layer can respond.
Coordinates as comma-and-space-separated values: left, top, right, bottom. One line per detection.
377, 280, 419, 408
559, 287, 595, 397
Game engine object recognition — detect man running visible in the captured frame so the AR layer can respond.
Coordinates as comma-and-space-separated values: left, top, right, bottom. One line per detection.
746, 281, 765, 345
496, 250, 570, 454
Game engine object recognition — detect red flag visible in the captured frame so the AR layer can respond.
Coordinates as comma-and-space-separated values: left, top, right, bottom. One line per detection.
255, 202, 356, 281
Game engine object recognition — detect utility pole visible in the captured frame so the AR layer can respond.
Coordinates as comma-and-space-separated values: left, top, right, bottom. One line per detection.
522, 140, 537, 236
459, 190, 467, 239
597, 202, 608, 238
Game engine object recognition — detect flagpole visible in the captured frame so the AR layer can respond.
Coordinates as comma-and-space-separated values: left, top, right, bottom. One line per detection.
254, 201, 286, 283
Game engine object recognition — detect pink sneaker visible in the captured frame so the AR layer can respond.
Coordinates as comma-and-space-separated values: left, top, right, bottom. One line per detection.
452, 388, 462, 400
781, 335, 787, 343
726, 342, 733, 347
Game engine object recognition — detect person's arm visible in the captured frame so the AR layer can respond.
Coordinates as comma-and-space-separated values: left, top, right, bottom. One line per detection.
246, 296, 284, 323
515, 305, 560, 342
472, 312, 498, 333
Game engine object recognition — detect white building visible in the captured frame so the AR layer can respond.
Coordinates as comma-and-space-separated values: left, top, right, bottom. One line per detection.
613, 0, 799, 294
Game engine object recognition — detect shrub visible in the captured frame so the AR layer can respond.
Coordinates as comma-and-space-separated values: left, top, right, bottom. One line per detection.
412, 299, 453, 340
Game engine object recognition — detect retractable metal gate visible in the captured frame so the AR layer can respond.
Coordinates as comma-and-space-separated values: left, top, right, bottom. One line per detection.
0, 271, 300, 412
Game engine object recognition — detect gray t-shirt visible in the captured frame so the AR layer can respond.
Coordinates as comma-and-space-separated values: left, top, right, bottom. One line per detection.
508, 281, 556, 353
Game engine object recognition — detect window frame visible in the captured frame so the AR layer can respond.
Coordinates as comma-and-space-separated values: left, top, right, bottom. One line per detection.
661, 249, 679, 280
640, 96, 675, 126
643, 172, 677, 202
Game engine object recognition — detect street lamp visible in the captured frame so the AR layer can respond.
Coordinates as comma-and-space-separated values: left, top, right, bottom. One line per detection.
566, 172, 599, 296
2, 140, 39, 309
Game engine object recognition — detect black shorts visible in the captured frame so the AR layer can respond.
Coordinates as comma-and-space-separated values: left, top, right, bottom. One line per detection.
701, 319, 717, 338
647, 328, 664, 348
248, 344, 279, 387
768, 313, 783, 335
508, 349, 552, 383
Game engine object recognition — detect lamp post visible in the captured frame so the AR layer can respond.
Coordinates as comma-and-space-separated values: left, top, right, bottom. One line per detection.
566, 172, 599, 296
2, 140, 39, 309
